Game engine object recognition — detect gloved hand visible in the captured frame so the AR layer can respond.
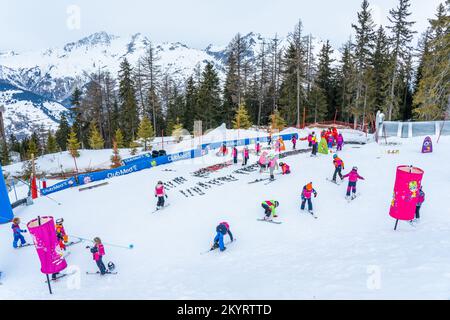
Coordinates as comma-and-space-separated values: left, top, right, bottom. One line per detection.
165, 194, 168, 198
85, 245, 91, 249
155, 195, 157, 197
22, 230, 27, 233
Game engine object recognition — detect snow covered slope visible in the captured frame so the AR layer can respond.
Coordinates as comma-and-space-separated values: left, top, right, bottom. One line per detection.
0, 81, 67, 139
1, 133, 449, 299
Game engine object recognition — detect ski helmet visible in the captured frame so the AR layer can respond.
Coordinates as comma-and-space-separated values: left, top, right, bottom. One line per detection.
107, 261, 115, 272
333, 154, 338, 159
274, 201, 279, 207
157, 181, 163, 185
279, 162, 284, 166
352, 166, 358, 171
56, 218, 64, 224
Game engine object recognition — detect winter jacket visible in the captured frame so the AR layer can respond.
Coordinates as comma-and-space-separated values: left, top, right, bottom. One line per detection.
255, 143, 261, 152
217, 222, 233, 241
91, 243, 105, 261
243, 149, 249, 159
268, 158, 277, 168
311, 136, 317, 145
327, 135, 334, 143
307, 134, 312, 142
333, 157, 344, 169
232, 148, 238, 157
281, 163, 290, 174
337, 135, 344, 145
301, 186, 317, 199
262, 200, 277, 216
291, 136, 297, 143
155, 185, 165, 196
417, 189, 425, 205
342, 169, 364, 182
11, 224, 25, 235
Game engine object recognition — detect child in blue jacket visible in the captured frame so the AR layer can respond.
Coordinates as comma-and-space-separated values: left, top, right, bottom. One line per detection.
211, 222, 233, 252
12, 217, 27, 248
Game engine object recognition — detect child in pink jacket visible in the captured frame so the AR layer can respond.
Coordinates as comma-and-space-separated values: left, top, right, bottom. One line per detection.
342, 167, 365, 199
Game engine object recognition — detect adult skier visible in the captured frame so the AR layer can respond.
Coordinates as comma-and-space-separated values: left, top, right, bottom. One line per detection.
342, 167, 365, 200
336, 134, 344, 151
211, 222, 234, 252
154, 181, 168, 210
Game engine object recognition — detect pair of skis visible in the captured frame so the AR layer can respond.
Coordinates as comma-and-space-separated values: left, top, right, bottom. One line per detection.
248, 178, 270, 184
201, 239, 236, 255
326, 177, 343, 185
151, 203, 171, 213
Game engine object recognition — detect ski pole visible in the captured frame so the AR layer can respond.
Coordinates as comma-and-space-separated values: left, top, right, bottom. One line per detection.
13, 176, 62, 205
69, 235, 134, 249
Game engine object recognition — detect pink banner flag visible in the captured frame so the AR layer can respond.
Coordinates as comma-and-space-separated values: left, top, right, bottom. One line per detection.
27, 216, 67, 274
389, 166, 424, 221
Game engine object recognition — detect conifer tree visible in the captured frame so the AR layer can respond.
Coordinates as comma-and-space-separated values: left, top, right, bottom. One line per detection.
129, 140, 140, 155
413, 2, 449, 120
386, 0, 416, 120
27, 137, 38, 160
46, 131, 58, 154
88, 122, 104, 150
110, 140, 122, 168
171, 118, 185, 143
232, 102, 253, 129
1, 141, 10, 165
316, 40, 336, 119
67, 128, 81, 158
70, 87, 84, 145
269, 109, 286, 132
137, 117, 154, 151
118, 58, 139, 143
114, 128, 125, 148
197, 62, 222, 129
183, 76, 198, 132
55, 114, 71, 151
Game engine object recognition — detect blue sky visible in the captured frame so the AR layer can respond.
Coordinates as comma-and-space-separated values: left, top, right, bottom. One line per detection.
0, 0, 443, 51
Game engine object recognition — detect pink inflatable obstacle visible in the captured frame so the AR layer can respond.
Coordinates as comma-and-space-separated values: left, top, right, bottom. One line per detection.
27, 216, 67, 274
389, 166, 424, 224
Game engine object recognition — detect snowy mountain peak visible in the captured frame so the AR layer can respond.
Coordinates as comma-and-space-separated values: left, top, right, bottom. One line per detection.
64, 31, 119, 52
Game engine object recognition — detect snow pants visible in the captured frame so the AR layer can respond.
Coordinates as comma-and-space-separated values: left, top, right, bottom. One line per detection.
233, 156, 238, 164
243, 157, 248, 165
157, 196, 165, 207
269, 166, 275, 180
214, 232, 225, 251
415, 204, 421, 219
346, 181, 357, 196
13, 234, 26, 248
262, 203, 272, 217
337, 143, 343, 151
301, 198, 313, 211
96, 256, 107, 275
328, 142, 333, 149
292, 142, 296, 149
333, 167, 343, 181
311, 144, 318, 156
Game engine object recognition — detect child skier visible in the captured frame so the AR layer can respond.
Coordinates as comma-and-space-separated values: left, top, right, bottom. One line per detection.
242, 146, 249, 165
220, 143, 227, 156
232, 146, 238, 164
55, 218, 69, 250
279, 162, 291, 175
86, 237, 107, 275
336, 134, 344, 151
332, 154, 345, 182
211, 222, 234, 252
258, 151, 268, 172
268, 155, 278, 180
11, 217, 27, 248
154, 181, 168, 210
301, 182, 317, 214
307, 132, 313, 147
414, 186, 425, 221
291, 135, 297, 150
310, 135, 318, 156
255, 142, 261, 155
342, 167, 365, 200
327, 134, 334, 150
261, 200, 280, 221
